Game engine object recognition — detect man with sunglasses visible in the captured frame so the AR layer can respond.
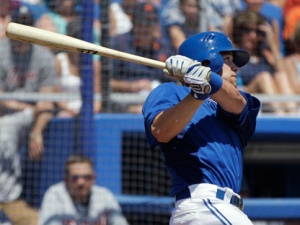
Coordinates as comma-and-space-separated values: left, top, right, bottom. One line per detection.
39, 155, 128, 225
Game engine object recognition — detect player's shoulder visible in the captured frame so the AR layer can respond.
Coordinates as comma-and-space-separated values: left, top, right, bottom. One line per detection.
147, 82, 189, 99
154, 81, 183, 90
239, 90, 256, 99
239, 90, 261, 107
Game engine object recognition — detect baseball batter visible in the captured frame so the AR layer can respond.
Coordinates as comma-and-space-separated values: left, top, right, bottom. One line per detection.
142, 31, 261, 224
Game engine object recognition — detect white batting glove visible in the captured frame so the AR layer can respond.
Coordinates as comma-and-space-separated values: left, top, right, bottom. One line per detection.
163, 55, 201, 80
183, 63, 212, 99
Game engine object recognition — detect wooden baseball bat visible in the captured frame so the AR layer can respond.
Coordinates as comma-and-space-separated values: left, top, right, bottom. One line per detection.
6, 22, 166, 69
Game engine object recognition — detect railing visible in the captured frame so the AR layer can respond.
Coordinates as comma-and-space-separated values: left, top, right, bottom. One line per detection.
1, 92, 300, 105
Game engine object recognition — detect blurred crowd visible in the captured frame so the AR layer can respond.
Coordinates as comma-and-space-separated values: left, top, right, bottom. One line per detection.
1, 0, 300, 224
1, 0, 300, 115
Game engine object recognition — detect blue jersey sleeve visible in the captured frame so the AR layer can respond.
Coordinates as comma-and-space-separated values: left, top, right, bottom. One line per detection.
217, 91, 261, 147
142, 82, 189, 148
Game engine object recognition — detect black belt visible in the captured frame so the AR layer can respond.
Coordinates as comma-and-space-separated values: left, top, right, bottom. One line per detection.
175, 188, 244, 210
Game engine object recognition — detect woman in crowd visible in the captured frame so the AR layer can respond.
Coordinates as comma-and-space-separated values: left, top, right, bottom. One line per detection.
231, 10, 298, 114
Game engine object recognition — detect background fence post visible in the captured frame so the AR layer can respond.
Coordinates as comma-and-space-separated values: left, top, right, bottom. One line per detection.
79, 0, 95, 157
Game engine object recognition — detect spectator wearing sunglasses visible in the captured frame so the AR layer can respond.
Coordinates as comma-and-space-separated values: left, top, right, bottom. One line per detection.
229, 10, 297, 114
39, 155, 129, 225
241, 0, 285, 56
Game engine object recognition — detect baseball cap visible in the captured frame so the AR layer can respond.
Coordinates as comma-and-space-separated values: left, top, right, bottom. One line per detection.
11, 5, 34, 26
132, 2, 159, 25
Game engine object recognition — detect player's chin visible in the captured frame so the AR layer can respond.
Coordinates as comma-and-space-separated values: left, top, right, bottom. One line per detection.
230, 76, 237, 87
230, 79, 237, 88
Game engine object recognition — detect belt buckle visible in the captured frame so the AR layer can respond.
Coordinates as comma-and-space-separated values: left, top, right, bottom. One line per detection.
231, 195, 244, 210
238, 197, 244, 211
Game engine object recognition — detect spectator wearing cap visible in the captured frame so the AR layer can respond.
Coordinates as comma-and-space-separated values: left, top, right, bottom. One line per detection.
20, 0, 48, 22
110, 1, 173, 113
0, 5, 57, 225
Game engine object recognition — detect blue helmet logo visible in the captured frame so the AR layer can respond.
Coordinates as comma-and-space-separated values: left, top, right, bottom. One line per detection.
178, 31, 250, 73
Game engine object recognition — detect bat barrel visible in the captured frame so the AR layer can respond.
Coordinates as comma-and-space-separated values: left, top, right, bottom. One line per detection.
6, 22, 166, 69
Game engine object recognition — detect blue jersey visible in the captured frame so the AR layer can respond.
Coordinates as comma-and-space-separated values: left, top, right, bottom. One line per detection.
142, 82, 260, 196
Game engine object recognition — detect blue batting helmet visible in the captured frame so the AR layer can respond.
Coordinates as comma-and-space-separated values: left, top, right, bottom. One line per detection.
178, 31, 250, 73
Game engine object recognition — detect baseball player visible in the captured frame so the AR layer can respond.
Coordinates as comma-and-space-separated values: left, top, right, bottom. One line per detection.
142, 31, 261, 224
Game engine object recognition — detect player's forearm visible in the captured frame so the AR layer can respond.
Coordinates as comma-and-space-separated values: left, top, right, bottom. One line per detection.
151, 94, 204, 143
211, 80, 246, 114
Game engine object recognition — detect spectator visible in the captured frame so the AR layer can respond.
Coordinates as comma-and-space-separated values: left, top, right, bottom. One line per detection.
0, 0, 19, 40
269, 0, 285, 8
109, 0, 133, 37
39, 155, 129, 225
0, 210, 12, 225
35, 0, 78, 34
161, 0, 201, 53
282, 21, 300, 95
55, 17, 102, 117
36, 0, 101, 61
0, 5, 57, 225
231, 10, 297, 114
206, 0, 242, 33
241, 0, 285, 56
20, 0, 48, 21
110, 1, 172, 113
282, 0, 300, 55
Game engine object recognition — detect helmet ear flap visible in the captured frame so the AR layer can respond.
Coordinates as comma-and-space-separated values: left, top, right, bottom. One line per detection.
207, 52, 224, 73
201, 60, 210, 67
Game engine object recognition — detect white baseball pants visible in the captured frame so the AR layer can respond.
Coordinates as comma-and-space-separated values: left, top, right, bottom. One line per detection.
170, 183, 253, 225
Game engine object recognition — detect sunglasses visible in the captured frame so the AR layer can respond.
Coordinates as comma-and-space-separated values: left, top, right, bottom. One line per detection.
242, 27, 265, 37
68, 174, 94, 181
